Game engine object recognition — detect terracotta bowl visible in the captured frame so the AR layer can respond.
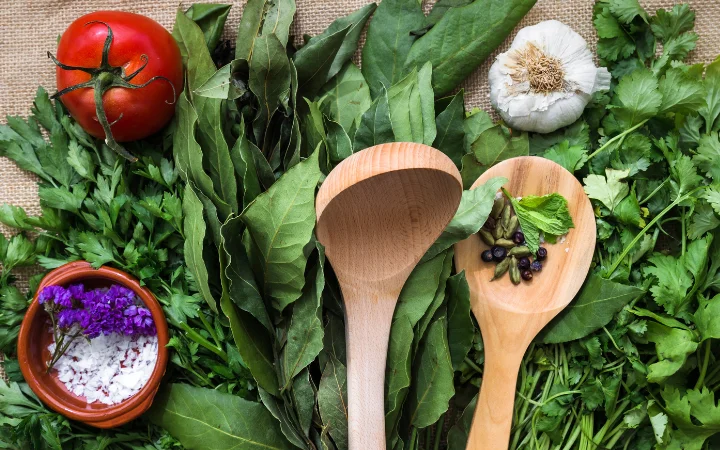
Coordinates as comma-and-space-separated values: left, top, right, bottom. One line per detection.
17, 261, 169, 428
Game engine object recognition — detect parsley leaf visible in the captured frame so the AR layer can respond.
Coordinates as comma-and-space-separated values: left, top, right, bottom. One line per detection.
584, 169, 630, 212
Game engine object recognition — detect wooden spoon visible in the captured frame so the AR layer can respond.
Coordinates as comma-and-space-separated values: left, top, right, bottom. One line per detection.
454, 156, 596, 450
316, 142, 462, 449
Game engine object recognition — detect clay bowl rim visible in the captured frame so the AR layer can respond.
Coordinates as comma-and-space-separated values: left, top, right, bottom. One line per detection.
17, 261, 169, 426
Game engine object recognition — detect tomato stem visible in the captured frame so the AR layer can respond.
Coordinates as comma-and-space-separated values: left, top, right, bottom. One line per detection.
48, 21, 177, 162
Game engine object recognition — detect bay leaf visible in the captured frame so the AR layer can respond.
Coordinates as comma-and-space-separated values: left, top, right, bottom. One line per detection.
446, 394, 477, 450
447, 271, 473, 370
148, 384, 293, 450
292, 368, 316, 438
387, 62, 436, 145
294, 25, 351, 98
322, 313, 346, 367
235, 0, 267, 60
415, 249, 453, 345
423, 176, 507, 262
394, 252, 449, 327
325, 118, 353, 166
471, 125, 529, 173
182, 185, 217, 313
229, 116, 262, 209
318, 63, 372, 131
318, 355, 348, 450
220, 215, 271, 330
173, 10, 216, 90
433, 90, 466, 168
261, 0, 296, 47
353, 88, 394, 152
361, 0, 426, 98
194, 59, 248, 100
538, 274, 645, 344
463, 108, 494, 154
282, 245, 325, 386
241, 150, 321, 312
259, 388, 308, 448
404, 0, 537, 96
407, 316, 455, 428
184, 3, 231, 52
249, 34, 291, 145
384, 316, 413, 446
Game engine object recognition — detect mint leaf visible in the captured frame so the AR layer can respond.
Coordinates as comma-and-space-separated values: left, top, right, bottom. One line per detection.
503, 190, 575, 254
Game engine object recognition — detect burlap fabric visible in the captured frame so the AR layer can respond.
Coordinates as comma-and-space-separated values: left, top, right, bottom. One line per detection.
0, 0, 719, 378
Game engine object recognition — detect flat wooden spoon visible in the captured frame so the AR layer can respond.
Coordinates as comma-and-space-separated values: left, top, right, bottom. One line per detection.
316, 142, 462, 449
454, 156, 596, 449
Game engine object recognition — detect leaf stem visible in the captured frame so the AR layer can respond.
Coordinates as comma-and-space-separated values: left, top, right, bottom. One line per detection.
586, 120, 649, 161
695, 340, 711, 390
638, 178, 669, 205
464, 356, 482, 373
178, 322, 228, 362
433, 414, 445, 450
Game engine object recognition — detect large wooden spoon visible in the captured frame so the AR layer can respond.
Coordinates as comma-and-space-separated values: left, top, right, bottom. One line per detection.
454, 156, 596, 449
316, 142, 462, 449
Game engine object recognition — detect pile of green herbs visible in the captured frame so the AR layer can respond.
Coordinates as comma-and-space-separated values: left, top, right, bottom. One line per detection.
2, 0, 720, 449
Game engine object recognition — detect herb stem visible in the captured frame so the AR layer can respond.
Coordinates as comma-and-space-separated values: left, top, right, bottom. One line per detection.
607, 187, 705, 275
464, 356, 483, 374
586, 120, 649, 161
178, 322, 228, 362
695, 340, 712, 390
638, 178, 669, 205
681, 207, 687, 255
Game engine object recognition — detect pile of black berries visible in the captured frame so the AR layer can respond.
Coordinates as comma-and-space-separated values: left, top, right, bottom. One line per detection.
479, 196, 547, 285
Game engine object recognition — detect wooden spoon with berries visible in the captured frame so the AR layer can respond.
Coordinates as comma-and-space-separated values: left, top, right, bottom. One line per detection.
454, 156, 596, 450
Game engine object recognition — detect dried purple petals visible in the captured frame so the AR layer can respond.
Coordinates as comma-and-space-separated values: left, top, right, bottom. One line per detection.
39, 283, 156, 371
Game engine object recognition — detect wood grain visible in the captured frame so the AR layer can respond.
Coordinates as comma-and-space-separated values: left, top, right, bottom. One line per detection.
316, 142, 462, 449
454, 156, 596, 450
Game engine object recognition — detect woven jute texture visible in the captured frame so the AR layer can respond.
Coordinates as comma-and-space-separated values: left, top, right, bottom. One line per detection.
1, 1, 719, 378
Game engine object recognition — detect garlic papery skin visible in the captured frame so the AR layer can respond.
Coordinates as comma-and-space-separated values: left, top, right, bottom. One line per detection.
489, 20, 611, 134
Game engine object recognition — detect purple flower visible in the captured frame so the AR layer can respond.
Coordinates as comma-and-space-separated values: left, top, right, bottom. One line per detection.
67, 284, 85, 300
124, 305, 156, 336
39, 285, 73, 308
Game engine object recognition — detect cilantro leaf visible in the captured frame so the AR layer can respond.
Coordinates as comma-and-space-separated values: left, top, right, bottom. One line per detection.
689, 202, 720, 239
583, 168, 630, 212
542, 141, 588, 174
662, 387, 720, 447
671, 154, 703, 196
651, 4, 695, 41
595, 8, 636, 62
502, 190, 575, 253
608, 0, 649, 24
693, 132, 720, 181
700, 59, 720, 134
612, 69, 662, 127
659, 68, 706, 115
645, 321, 698, 383
76, 232, 116, 268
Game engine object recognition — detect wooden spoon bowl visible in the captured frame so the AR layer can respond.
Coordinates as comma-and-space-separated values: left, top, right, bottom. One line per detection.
454, 156, 596, 449
316, 142, 462, 450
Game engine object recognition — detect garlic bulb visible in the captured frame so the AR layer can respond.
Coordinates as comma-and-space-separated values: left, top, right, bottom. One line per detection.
489, 20, 611, 134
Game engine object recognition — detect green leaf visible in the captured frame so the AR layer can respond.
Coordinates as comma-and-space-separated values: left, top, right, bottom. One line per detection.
404, 0, 536, 96
235, 0, 267, 60
148, 384, 294, 450
261, 0, 296, 47
248, 34, 292, 144
387, 62, 436, 145
66, 140, 95, 181
30, 87, 58, 131
173, 9, 217, 90
608, 0, 648, 24
651, 4, 695, 41
463, 108, 494, 154
318, 356, 348, 450
504, 191, 575, 254
612, 69, 662, 127
221, 215, 271, 330
700, 58, 720, 133
447, 395, 477, 450
395, 252, 451, 327
543, 141, 588, 174
40, 125, 76, 187
644, 253, 693, 315
407, 316, 454, 428
258, 388, 307, 448
361, 0, 426, 97
595, 8, 635, 62
384, 316, 413, 445
645, 322, 698, 383
353, 88, 395, 151
3, 235, 36, 270
230, 118, 263, 209
282, 246, 325, 385
689, 202, 720, 239
662, 387, 720, 448
694, 294, 720, 342
182, 185, 217, 313
194, 60, 248, 100
446, 271, 473, 369
241, 150, 321, 312
659, 68, 706, 115
301, 3, 376, 82
538, 274, 644, 343
433, 90, 466, 168
583, 168, 630, 212
693, 132, 720, 181
38, 185, 86, 214
318, 62, 372, 131
471, 125, 529, 175
294, 25, 351, 98
423, 176, 507, 262
184, 3, 231, 52
325, 119, 353, 166
0, 204, 32, 231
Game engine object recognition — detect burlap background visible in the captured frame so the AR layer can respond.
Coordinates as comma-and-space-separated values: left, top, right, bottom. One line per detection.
0, 1, 719, 377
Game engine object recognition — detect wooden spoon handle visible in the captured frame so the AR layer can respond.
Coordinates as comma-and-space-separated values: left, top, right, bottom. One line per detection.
344, 290, 396, 450
466, 347, 524, 450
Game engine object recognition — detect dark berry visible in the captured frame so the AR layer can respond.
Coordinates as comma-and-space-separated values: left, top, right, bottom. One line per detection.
491, 246, 507, 261
536, 247, 548, 261
483, 217, 496, 231
530, 260, 542, 272
481, 250, 494, 262
521, 270, 533, 281
512, 231, 525, 244
518, 257, 531, 270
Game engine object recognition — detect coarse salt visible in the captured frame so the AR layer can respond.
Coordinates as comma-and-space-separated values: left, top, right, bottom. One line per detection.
49, 332, 158, 405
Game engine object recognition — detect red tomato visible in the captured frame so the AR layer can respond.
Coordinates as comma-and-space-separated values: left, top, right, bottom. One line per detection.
55, 11, 183, 143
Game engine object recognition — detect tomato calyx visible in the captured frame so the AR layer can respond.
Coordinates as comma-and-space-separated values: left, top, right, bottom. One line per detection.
48, 21, 178, 162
